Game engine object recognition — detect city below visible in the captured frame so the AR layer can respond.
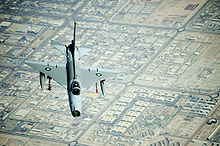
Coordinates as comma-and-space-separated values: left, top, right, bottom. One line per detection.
0, 0, 219, 145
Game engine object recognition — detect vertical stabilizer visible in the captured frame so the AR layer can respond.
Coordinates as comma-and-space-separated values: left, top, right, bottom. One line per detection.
71, 20, 76, 79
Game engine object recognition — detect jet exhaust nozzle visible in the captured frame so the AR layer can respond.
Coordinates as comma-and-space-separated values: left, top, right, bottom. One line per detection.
72, 110, 81, 117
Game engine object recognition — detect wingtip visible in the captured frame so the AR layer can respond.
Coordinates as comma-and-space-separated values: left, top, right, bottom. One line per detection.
24, 60, 31, 64
24, 60, 42, 66
24, 60, 35, 68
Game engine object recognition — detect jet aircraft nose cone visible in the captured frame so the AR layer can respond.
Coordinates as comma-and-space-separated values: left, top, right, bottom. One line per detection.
72, 110, 80, 117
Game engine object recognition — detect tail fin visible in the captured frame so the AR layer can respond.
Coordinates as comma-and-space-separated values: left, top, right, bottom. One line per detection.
72, 20, 76, 79
72, 20, 76, 53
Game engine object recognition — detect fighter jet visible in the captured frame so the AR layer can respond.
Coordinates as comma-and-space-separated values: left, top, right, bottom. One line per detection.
25, 21, 119, 117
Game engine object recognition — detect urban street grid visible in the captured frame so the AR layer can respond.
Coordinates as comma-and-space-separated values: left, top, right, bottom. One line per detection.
0, 0, 219, 145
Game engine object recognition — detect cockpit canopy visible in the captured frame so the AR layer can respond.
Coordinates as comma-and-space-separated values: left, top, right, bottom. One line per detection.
71, 81, 81, 95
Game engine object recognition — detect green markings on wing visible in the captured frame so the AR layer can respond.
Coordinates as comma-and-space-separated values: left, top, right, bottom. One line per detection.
96, 73, 102, 77
45, 67, 51, 71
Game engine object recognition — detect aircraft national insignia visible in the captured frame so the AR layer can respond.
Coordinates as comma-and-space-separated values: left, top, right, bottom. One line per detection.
45, 67, 51, 71
96, 73, 102, 77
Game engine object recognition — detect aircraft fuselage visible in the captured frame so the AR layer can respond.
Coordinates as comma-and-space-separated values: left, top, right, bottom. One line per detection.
66, 49, 82, 117
24, 21, 118, 118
